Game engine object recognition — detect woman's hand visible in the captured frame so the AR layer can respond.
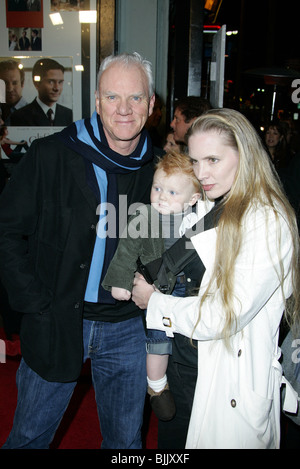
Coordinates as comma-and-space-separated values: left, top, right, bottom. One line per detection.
132, 272, 155, 309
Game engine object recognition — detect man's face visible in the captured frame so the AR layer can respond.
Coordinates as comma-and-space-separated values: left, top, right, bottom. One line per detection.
0, 68, 24, 107
95, 63, 155, 154
34, 69, 64, 106
170, 108, 195, 144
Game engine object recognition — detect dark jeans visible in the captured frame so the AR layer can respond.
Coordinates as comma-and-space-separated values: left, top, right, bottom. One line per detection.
2, 317, 147, 449
158, 353, 198, 449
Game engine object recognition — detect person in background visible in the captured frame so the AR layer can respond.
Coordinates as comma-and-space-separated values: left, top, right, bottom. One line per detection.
9, 33, 19, 51
103, 151, 202, 422
27, 0, 41, 10
132, 108, 300, 449
0, 59, 27, 125
264, 120, 291, 171
170, 96, 211, 146
0, 52, 155, 449
145, 93, 163, 148
30, 29, 42, 51
163, 130, 184, 153
18, 30, 30, 51
8, 0, 27, 11
11, 58, 72, 127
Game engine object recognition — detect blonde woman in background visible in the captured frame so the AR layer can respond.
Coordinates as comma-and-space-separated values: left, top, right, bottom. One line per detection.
132, 108, 300, 449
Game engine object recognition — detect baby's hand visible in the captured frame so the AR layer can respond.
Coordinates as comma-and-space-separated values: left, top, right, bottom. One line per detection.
111, 286, 131, 301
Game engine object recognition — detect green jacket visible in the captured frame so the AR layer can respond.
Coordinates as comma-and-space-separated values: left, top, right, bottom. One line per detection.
102, 204, 176, 293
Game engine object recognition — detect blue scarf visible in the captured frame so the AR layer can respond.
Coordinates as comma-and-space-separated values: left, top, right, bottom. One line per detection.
57, 111, 153, 304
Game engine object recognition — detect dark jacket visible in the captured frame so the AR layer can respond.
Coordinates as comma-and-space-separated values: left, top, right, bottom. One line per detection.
10, 98, 73, 127
0, 134, 154, 381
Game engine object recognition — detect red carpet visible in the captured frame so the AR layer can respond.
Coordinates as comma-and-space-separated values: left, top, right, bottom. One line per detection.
0, 329, 158, 449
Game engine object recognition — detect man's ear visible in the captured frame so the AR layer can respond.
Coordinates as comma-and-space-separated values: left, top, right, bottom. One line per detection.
95, 91, 100, 114
148, 93, 155, 116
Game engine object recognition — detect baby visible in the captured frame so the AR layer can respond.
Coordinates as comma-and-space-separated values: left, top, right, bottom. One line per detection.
102, 151, 202, 420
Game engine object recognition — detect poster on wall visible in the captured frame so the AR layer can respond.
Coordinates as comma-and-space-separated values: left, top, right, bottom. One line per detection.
6, 0, 44, 28
9, 28, 42, 52
50, 0, 90, 11
0, 56, 73, 154
1, 0, 98, 159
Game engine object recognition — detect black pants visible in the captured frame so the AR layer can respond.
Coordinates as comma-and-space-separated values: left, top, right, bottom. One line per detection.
158, 354, 198, 449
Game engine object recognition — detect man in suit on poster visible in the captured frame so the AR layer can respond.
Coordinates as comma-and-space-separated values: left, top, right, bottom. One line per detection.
30, 29, 42, 51
27, 0, 41, 10
0, 60, 28, 125
8, 0, 27, 10
18, 30, 30, 51
11, 58, 72, 127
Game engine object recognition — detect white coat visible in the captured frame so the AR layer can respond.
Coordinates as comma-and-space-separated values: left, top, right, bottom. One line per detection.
146, 201, 296, 449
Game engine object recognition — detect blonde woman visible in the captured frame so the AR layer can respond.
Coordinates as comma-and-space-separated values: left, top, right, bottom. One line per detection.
132, 108, 300, 449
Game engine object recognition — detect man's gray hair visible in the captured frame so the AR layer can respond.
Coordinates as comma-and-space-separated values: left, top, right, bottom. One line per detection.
96, 52, 154, 97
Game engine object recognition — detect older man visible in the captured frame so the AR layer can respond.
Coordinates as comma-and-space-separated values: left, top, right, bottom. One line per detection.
0, 52, 155, 449
0, 59, 27, 124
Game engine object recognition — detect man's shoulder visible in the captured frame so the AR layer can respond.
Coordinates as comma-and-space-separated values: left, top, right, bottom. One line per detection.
28, 133, 76, 159
31, 132, 72, 150
13, 99, 36, 113
10, 99, 38, 122
56, 103, 72, 115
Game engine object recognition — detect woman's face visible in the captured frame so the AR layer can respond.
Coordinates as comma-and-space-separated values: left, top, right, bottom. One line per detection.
189, 130, 240, 200
265, 126, 282, 149
163, 132, 181, 153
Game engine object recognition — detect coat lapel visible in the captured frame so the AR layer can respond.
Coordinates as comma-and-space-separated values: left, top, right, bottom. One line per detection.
191, 228, 217, 272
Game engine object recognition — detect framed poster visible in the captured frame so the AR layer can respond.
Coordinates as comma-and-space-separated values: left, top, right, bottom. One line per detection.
0, 0, 100, 156
0, 56, 73, 144
6, 0, 44, 28
50, 0, 90, 12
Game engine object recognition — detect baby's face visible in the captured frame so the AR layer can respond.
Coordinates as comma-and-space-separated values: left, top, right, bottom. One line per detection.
150, 168, 198, 215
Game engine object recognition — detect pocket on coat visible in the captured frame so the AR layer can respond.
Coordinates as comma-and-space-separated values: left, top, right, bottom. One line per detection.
21, 309, 53, 368
233, 384, 275, 448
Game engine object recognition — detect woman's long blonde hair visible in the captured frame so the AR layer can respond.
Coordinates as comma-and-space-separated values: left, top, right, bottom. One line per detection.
188, 108, 300, 342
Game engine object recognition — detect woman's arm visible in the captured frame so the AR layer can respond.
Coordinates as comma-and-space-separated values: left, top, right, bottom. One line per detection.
142, 208, 293, 341
132, 272, 156, 308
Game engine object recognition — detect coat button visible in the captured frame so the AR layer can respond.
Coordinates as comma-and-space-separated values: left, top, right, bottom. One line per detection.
231, 399, 236, 407
187, 277, 191, 282
238, 349, 242, 357
80, 263, 86, 269
74, 302, 80, 309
